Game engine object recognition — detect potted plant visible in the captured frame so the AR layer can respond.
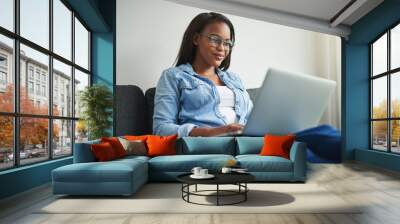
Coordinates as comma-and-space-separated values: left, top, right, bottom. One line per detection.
79, 84, 113, 140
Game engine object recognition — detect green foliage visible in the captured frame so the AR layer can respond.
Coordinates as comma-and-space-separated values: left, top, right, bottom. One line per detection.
79, 84, 113, 140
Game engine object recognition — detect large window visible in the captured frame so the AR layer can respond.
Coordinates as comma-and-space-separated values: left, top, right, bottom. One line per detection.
0, 0, 91, 171
370, 23, 400, 153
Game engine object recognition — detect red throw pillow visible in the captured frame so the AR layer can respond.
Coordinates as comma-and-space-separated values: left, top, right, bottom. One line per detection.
101, 137, 127, 158
91, 142, 118, 161
146, 135, 177, 157
259, 134, 295, 159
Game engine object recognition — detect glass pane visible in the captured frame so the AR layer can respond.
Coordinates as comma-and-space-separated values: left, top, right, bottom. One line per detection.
75, 120, 88, 143
74, 69, 89, 118
372, 33, 387, 76
20, 117, 49, 165
53, 59, 72, 117
20, 44, 49, 115
392, 72, 400, 118
53, 119, 72, 157
0, 116, 14, 170
392, 120, 400, 153
20, 0, 49, 49
53, 0, 72, 60
372, 121, 388, 151
372, 77, 387, 119
0, 0, 13, 31
391, 24, 400, 70
74, 17, 89, 70
0, 34, 14, 112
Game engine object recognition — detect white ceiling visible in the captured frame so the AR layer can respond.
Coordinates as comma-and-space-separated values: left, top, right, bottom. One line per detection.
166, 0, 384, 38
226, 0, 353, 24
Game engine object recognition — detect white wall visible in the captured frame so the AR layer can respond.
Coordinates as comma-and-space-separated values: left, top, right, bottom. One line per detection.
117, 0, 341, 128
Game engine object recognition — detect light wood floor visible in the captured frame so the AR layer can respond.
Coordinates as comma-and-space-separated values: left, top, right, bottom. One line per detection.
1, 162, 400, 224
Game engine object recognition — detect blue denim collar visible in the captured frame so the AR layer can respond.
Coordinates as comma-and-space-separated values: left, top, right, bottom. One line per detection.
180, 62, 226, 80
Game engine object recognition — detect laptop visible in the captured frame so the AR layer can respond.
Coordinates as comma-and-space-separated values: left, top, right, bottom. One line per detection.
218, 68, 336, 136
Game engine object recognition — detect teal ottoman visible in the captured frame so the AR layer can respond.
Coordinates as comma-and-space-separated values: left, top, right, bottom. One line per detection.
52, 156, 149, 196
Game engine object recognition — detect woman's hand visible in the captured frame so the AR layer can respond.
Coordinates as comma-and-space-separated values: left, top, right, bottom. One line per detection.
189, 123, 244, 137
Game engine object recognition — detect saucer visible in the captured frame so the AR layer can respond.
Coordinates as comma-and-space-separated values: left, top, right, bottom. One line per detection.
190, 174, 215, 179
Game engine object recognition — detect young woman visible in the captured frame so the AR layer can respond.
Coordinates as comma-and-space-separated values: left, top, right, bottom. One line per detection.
153, 12, 253, 137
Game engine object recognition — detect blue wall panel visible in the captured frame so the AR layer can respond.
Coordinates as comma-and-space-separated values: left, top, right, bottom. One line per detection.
92, 33, 114, 89
343, 44, 369, 159
0, 158, 72, 199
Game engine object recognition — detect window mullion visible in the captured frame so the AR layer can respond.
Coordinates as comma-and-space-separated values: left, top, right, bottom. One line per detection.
388, 30, 391, 152
13, 0, 20, 167
71, 10, 76, 155
370, 45, 373, 149
49, 0, 54, 160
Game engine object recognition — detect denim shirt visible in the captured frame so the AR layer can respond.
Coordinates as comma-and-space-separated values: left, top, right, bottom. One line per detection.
153, 63, 253, 138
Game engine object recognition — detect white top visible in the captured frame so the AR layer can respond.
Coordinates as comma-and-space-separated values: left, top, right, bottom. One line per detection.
216, 86, 238, 124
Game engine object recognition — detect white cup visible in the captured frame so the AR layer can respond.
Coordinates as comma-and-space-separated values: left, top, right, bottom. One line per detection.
221, 167, 232, 174
191, 167, 202, 176
200, 169, 208, 176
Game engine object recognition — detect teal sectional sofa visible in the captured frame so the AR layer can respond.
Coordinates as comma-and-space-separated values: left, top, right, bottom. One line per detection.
52, 136, 307, 196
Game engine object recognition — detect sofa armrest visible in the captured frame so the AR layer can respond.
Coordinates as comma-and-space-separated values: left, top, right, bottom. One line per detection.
73, 140, 100, 163
289, 141, 307, 181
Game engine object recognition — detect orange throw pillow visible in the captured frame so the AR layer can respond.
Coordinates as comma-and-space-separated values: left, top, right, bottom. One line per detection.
259, 134, 295, 159
91, 142, 117, 161
101, 137, 127, 158
146, 135, 177, 157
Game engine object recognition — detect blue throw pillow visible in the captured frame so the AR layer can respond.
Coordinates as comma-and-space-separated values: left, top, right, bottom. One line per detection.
295, 125, 341, 163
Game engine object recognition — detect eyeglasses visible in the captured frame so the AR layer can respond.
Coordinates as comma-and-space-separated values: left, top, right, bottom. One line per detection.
200, 33, 234, 50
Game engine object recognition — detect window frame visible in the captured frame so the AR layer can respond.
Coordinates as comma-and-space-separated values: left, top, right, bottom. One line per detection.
370, 20, 400, 154
0, 0, 92, 171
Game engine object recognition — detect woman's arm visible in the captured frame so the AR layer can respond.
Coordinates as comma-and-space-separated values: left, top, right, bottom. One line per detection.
189, 124, 244, 137
153, 70, 197, 137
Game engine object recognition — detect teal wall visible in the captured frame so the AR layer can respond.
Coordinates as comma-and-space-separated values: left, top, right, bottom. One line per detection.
92, 33, 114, 88
343, 0, 400, 171
91, 0, 116, 135
0, 0, 116, 200
0, 158, 72, 199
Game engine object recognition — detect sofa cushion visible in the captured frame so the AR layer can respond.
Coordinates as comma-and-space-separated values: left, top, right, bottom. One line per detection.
147, 135, 177, 157
101, 137, 127, 158
148, 154, 235, 172
259, 134, 295, 159
115, 85, 148, 136
53, 157, 148, 183
115, 155, 150, 163
235, 137, 263, 155
178, 137, 235, 155
74, 139, 100, 163
90, 142, 118, 161
118, 137, 147, 156
236, 155, 293, 172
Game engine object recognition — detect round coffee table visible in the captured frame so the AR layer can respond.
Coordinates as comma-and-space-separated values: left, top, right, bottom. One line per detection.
177, 172, 255, 206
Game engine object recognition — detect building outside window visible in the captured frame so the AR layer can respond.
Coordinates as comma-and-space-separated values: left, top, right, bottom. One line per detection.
28, 81, 34, 94
0, 71, 6, 84
35, 70, 40, 81
41, 73, 46, 83
28, 66, 34, 79
0, 54, 7, 67
41, 85, 46, 97
35, 83, 40, 95
0, 54, 7, 89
